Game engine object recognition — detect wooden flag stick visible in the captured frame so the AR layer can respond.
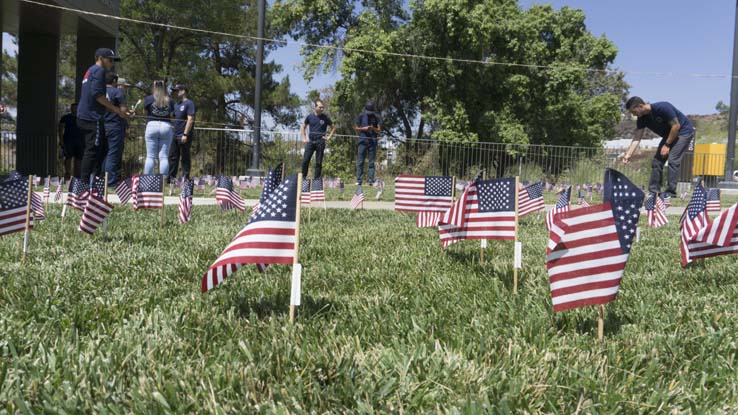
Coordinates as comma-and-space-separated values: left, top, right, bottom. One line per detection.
21, 175, 33, 263
290, 173, 304, 323
160, 175, 166, 227
322, 178, 327, 211
513, 176, 520, 294
597, 304, 605, 341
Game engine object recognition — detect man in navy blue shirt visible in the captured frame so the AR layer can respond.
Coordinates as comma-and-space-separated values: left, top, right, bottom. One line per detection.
77, 48, 129, 185
102, 72, 128, 186
169, 84, 196, 182
58, 103, 82, 180
622, 96, 695, 200
300, 99, 335, 179
354, 101, 382, 185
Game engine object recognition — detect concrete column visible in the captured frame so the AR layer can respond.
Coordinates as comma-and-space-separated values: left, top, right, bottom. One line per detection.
75, 22, 115, 102
16, 31, 59, 176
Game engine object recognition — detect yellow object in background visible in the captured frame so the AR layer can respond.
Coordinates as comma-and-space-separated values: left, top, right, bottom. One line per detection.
693, 143, 726, 176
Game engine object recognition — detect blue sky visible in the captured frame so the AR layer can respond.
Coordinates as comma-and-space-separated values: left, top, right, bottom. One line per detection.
3, 1, 736, 115
273, 0, 737, 115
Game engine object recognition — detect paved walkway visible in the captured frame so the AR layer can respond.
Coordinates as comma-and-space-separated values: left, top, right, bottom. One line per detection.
42, 193, 696, 215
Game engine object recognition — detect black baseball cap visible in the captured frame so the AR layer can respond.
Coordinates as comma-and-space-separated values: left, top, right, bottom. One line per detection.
171, 84, 187, 92
105, 71, 119, 84
95, 48, 121, 61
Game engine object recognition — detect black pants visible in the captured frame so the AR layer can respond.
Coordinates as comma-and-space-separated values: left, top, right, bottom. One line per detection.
301, 139, 325, 179
357, 139, 377, 185
169, 136, 192, 182
78, 119, 107, 185
649, 131, 694, 197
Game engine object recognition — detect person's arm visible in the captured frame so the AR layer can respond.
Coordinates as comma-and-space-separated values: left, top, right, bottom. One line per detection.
301, 122, 308, 143
96, 96, 128, 120
622, 128, 645, 164
326, 124, 336, 140
660, 118, 681, 157
181, 115, 195, 143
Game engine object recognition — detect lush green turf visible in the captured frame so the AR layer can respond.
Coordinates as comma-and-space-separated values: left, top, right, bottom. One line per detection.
2, 205, 738, 413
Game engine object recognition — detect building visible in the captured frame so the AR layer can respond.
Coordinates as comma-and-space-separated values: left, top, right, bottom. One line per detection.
1, 0, 120, 175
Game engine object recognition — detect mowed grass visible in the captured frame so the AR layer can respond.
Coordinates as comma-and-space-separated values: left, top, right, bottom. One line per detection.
2, 205, 738, 413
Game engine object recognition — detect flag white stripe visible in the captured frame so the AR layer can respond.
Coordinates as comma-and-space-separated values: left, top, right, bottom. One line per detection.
550, 270, 624, 291
552, 286, 621, 306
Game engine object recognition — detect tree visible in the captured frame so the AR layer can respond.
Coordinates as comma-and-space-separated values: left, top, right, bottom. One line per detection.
276, 0, 628, 150
716, 100, 730, 114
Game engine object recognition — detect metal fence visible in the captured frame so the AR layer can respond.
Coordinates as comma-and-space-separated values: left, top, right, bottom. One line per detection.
1, 119, 732, 186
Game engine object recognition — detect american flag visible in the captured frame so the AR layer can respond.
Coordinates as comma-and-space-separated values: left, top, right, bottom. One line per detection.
438, 177, 516, 247
31, 191, 45, 220
201, 173, 298, 292
132, 174, 164, 210
216, 176, 246, 212
679, 183, 710, 263
577, 190, 591, 208
645, 193, 668, 228
518, 181, 545, 217
375, 180, 385, 200
253, 164, 284, 216
681, 202, 738, 266
0, 178, 33, 236
42, 178, 50, 200
6, 171, 23, 181
116, 178, 132, 205
416, 211, 443, 228
351, 186, 364, 209
394, 175, 453, 212
301, 179, 311, 205
178, 179, 194, 224
66, 177, 90, 211
545, 186, 571, 230
706, 188, 721, 213
54, 179, 63, 202
546, 169, 644, 313
78, 194, 113, 235
196, 178, 205, 190
310, 178, 325, 203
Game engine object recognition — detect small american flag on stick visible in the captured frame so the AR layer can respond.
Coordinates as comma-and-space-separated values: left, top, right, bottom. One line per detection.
201, 174, 299, 292
79, 194, 113, 235
706, 188, 721, 213
178, 179, 194, 224
216, 176, 246, 212
546, 186, 571, 230
0, 178, 33, 236
351, 186, 364, 209
132, 174, 164, 210
394, 175, 453, 212
518, 181, 545, 217
116, 178, 133, 205
645, 193, 668, 228
546, 169, 643, 313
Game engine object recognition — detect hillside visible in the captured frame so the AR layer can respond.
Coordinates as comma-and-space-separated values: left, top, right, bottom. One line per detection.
614, 113, 729, 143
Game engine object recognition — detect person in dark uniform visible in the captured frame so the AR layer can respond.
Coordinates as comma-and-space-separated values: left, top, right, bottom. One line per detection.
300, 99, 335, 179
169, 84, 196, 183
102, 72, 128, 186
622, 96, 695, 201
354, 101, 382, 185
77, 48, 129, 184
58, 103, 83, 180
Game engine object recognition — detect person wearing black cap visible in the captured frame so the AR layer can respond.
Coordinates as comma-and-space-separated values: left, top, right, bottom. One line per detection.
77, 48, 129, 184
354, 101, 382, 185
102, 72, 128, 186
300, 99, 335, 179
169, 84, 196, 183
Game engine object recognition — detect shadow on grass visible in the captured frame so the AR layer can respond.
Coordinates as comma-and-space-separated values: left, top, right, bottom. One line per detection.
555, 307, 632, 338
236, 292, 340, 321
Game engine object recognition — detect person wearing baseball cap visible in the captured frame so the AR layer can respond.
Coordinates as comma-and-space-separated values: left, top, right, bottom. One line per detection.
169, 84, 196, 183
102, 72, 128, 186
354, 101, 382, 185
77, 47, 128, 185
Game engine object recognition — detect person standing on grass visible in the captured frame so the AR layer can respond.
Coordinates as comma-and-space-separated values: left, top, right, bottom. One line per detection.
58, 103, 83, 179
169, 84, 196, 183
141, 80, 175, 176
102, 72, 127, 186
354, 101, 382, 185
622, 96, 695, 203
77, 48, 129, 185
300, 99, 335, 179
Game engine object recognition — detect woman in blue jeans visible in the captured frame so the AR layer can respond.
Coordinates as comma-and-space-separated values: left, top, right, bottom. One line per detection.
142, 80, 175, 175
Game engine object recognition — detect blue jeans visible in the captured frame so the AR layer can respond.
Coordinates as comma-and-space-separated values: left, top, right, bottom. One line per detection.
649, 131, 694, 197
103, 124, 125, 185
144, 121, 173, 176
357, 139, 377, 185
301, 139, 325, 178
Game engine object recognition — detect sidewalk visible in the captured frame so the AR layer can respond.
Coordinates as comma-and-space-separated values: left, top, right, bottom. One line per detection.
43, 193, 694, 215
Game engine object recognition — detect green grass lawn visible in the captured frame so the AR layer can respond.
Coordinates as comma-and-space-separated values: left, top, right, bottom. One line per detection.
2, 206, 738, 413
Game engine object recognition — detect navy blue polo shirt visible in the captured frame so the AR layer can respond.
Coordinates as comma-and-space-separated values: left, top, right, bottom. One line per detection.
77, 64, 107, 122
356, 111, 382, 139
143, 96, 175, 122
104, 86, 126, 127
174, 99, 196, 137
59, 113, 82, 147
636, 102, 694, 139
304, 113, 332, 140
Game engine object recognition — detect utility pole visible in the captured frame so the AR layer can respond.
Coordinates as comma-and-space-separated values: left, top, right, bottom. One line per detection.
247, 0, 266, 177
722, 0, 738, 187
